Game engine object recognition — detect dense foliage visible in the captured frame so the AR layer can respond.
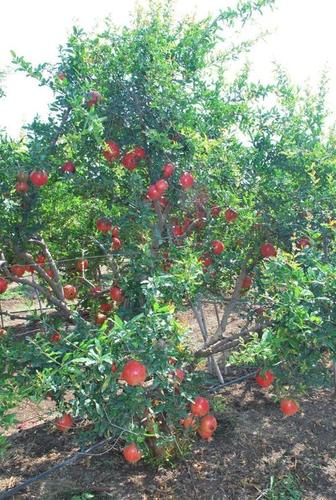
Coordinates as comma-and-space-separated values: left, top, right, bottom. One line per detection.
0, 0, 335, 462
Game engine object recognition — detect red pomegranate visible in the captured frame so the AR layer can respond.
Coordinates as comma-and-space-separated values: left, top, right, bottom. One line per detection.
181, 415, 196, 430
103, 141, 120, 162
162, 162, 175, 178
211, 240, 225, 255
0, 278, 8, 294
255, 370, 275, 388
111, 237, 122, 250
147, 185, 161, 201
260, 243, 277, 258
198, 415, 217, 436
55, 413, 73, 432
133, 146, 146, 159
211, 205, 221, 217
30, 170, 48, 187
179, 172, 194, 190
155, 179, 169, 194
297, 237, 310, 249
123, 443, 142, 463
10, 265, 26, 277
191, 396, 210, 417
63, 285, 77, 300
241, 276, 252, 290
96, 218, 112, 233
16, 181, 29, 193
76, 259, 89, 272
122, 152, 138, 171
121, 360, 147, 386
61, 161, 76, 173
109, 286, 123, 303
280, 399, 299, 416
225, 208, 238, 222
87, 90, 101, 108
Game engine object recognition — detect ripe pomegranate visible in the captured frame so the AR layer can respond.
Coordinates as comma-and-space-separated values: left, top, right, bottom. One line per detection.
96, 218, 112, 233
260, 243, 277, 258
36, 254, 46, 265
16, 181, 29, 193
95, 313, 107, 325
225, 208, 238, 222
158, 196, 168, 208
133, 146, 145, 159
147, 185, 161, 201
11, 265, 26, 277
123, 443, 142, 463
155, 179, 169, 194
198, 415, 217, 436
57, 72, 66, 81
175, 368, 185, 381
162, 162, 175, 178
212, 240, 225, 255
63, 285, 77, 300
87, 90, 101, 108
0, 278, 8, 294
111, 362, 118, 373
280, 399, 299, 416
255, 370, 275, 388
172, 225, 184, 237
297, 237, 310, 249
76, 259, 89, 272
30, 170, 49, 187
91, 286, 102, 296
61, 161, 76, 173
103, 141, 120, 162
122, 152, 138, 171
110, 286, 123, 303
45, 268, 55, 279
199, 254, 213, 267
100, 302, 112, 314
121, 360, 147, 386
241, 276, 252, 290
55, 413, 73, 432
179, 172, 194, 190
211, 205, 221, 217
111, 237, 121, 250
111, 226, 120, 238
51, 332, 62, 343
181, 415, 196, 430
191, 396, 210, 417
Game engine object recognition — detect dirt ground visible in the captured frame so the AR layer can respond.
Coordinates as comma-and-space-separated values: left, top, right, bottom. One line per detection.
1, 386, 335, 499
0, 301, 335, 499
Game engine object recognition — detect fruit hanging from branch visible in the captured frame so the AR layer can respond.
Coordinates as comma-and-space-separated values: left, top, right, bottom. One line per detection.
121, 360, 147, 386
30, 170, 49, 187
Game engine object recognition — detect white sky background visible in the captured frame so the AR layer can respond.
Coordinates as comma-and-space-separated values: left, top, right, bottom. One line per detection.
0, 0, 336, 137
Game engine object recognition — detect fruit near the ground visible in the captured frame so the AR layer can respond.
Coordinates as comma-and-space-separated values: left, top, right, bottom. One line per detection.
55, 413, 74, 432
123, 443, 142, 463
191, 396, 210, 417
255, 370, 275, 388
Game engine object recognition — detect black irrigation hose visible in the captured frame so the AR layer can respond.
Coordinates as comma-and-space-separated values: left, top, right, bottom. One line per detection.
0, 436, 114, 499
206, 370, 258, 393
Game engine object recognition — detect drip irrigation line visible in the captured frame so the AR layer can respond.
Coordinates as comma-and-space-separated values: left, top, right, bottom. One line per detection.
0, 436, 117, 500
206, 370, 258, 393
